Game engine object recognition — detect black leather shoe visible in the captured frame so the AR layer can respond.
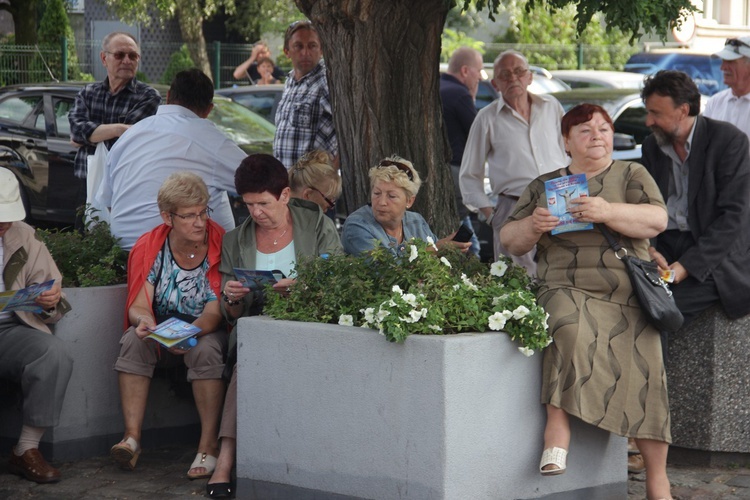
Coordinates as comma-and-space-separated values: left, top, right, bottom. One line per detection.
206, 482, 234, 498
7, 448, 61, 483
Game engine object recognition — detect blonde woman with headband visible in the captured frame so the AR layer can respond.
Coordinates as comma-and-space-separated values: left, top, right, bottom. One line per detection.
342, 156, 472, 257
289, 149, 342, 212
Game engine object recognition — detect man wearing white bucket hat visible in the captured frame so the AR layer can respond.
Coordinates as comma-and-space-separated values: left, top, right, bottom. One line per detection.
704, 37, 750, 141
0, 168, 73, 483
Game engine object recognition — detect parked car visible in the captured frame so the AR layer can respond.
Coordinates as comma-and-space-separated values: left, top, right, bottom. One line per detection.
0, 82, 275, 225
216, 83, 285, 124
550, 70, 646, 89
550, 88, 649, 160
624, 50, 725, 96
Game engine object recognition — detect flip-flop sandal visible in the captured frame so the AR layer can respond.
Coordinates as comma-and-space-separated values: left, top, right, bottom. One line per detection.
110, 436, 141, 471
539, 447, 568, 476
187, 452, 217, 479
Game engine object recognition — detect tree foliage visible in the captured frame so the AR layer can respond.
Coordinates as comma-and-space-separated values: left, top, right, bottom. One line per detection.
102, 0, 237, 78
467, 0, 696, 42
223, 0, 300, 44
38, 0, 86, 80
496, 2, 637, 70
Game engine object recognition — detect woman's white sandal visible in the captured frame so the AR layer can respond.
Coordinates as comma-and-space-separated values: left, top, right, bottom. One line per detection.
539, 447, 567, 476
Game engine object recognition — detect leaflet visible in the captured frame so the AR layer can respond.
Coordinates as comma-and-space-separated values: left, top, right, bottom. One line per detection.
0, 279, 55, 313
544, 173, 594, 235
233, 268, 282, 288
146, 317, 201, 348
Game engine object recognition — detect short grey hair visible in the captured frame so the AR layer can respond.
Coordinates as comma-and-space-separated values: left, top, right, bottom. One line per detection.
493, 49, 529, 73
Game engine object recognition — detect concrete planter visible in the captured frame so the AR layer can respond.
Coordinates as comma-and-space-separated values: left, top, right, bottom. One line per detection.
0, 284, 200, 461
236, 317, 626, 500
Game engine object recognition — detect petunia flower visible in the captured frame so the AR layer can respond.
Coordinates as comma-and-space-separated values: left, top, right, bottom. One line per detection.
490, 260, 508, 277
518, 346, 535, 357
488, 312, 508, 331
408, 245, 419, 262
512, 305, 530, 319
440, 256, 452, 268
338, 314, 354, 326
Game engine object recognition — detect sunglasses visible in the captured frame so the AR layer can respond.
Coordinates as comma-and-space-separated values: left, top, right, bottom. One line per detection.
105, 51, 141, 61
286, 20, 313, 39
311, 187, 336, 210
725, 38, 750, 53
378, 160, 414, 181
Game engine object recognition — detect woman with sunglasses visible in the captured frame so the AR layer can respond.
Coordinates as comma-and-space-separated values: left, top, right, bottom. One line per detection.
342, 156, 472, 256
111, 172, 227, 480
288, 149, 342, 213
207, 154, 341, 498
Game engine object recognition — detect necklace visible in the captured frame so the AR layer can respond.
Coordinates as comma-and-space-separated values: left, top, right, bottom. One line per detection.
273, 228, 288, 246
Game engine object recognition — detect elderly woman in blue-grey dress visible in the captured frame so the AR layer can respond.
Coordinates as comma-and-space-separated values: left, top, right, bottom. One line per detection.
342, 156, 471, 256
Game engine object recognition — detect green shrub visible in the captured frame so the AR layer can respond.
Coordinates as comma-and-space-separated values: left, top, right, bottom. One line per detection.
37, 210, 127, 288
160, 45, 195, 85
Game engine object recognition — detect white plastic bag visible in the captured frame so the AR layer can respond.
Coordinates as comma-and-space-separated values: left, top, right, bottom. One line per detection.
86, 142, 110, 224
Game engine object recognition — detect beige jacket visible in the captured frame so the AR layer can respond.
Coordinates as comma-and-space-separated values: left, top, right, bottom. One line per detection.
2, 222, 70, 333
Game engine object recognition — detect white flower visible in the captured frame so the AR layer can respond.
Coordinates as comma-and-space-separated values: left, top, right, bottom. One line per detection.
513, 305, 530, 319
403, 293, 418, 307
408, 309, 423, 322
425, 236, 438, 251
428, 324, 442, 332
377, 306, 391, 321
518, 346, 535, 357
361, 307, 376, 324
408, 245, 419, 262
501, 310, 513, 320
388, 299, 397, 307
392, 285, 403, 295
338, 314, 354, 326
545, 337, 554, 347
452, 284, 460, 290
440, 256, 452, 268
460, 273, 478, 291
488, 312, 508, 331
490, 260, 508, 277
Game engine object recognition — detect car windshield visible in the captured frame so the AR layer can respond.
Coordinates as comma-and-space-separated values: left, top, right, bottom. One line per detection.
209, 98, 275, 145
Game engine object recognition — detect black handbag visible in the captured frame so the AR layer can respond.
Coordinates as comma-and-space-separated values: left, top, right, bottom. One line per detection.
598, 225, 684, 333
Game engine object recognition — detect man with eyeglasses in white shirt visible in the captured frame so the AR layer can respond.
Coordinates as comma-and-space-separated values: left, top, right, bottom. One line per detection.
704, 37, 750, 145
459, 50, 568, 273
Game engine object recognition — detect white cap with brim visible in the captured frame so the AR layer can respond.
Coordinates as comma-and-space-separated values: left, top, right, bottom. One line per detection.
0, 168, 26, 223
713, 37, 750, 61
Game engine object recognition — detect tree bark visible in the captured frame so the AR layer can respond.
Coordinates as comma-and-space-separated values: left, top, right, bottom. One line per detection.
4, 0, 39, 46
174, 0, 213, 80
295, 0, 459, 235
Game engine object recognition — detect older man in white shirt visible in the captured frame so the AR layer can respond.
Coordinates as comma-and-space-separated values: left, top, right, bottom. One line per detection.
704, 37, 750, 143
459, 50, 568, 273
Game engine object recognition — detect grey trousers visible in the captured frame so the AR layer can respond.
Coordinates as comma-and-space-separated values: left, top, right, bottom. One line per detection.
0, 317, 73, 428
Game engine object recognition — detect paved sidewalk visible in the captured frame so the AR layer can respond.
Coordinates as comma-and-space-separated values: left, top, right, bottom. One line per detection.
0, 443, 748, 499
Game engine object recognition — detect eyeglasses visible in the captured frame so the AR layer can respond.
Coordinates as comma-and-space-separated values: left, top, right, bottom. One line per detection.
725, 38, 750, 53
496, 67, 529, 81
170, 207, 212, 222
311, 187, 336, 210
105, 51, 141, 61
378, 159, 414, 181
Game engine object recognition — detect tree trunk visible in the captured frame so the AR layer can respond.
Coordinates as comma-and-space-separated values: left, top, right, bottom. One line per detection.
175, 0, 213, 80
6, 0, 39, 46
295, 0, 458, 236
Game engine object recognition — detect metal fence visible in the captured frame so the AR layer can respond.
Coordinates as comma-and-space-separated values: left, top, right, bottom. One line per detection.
0, 40, 642, 88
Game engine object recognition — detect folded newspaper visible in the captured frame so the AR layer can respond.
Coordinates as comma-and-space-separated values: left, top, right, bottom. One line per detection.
0, 279, 54, 314
146, 317, 201, 348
